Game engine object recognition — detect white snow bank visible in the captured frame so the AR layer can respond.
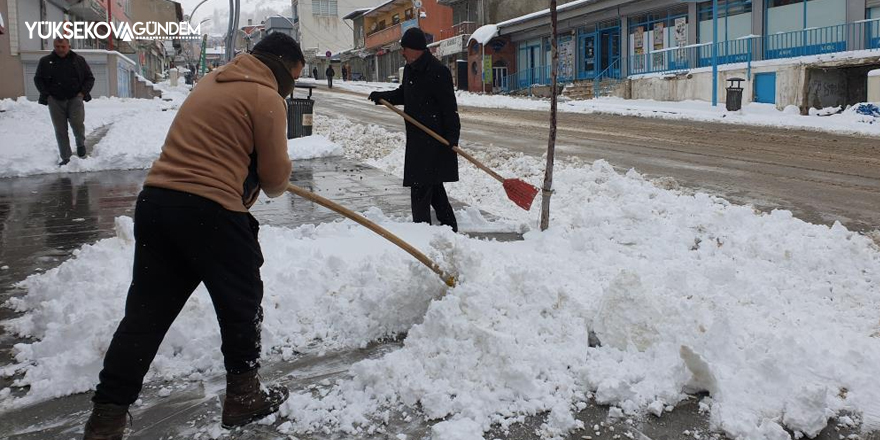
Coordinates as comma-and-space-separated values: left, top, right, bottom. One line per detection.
288, 134, 343, 159
469, 25, 499, 45
0, 88, 348, 178
5, 115, 880, 440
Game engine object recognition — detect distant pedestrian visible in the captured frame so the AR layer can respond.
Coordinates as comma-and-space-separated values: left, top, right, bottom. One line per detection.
34, 37, 94, 166
326, 65, 335, 88
81, 32, 305, 440
368, 28, 460, 232
341, 65, 347, 82
312, 66, 318, 79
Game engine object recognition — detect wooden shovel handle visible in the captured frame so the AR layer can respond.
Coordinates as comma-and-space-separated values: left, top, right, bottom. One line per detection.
379, 99, 505, 183
286, 183, 456, 287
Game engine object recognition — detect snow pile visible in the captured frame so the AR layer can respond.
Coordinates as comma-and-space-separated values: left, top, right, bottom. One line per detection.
0, 91, 347, 178
4, 115, 880, 440
288, 134, 343, 160
1, 214, 453, 408
0, 96, 179, 177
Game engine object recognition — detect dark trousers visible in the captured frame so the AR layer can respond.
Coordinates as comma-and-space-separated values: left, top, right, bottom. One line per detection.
48, 96, 86, 160
327, 77, 333, 88
411, 183, 457, 232
94, 187, 265, 405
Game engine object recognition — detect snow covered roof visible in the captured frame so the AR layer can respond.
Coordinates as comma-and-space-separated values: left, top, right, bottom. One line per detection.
870, 69, 880, 77
362, 0, 406, 17
497, 0, 602, 29
468, 24, 499, 45
343, 8, 373, 20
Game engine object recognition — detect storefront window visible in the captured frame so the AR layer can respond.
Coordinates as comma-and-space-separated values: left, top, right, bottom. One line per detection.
766, 0, 845, 35
697, 0, 753, 43
628, 7, 688, 55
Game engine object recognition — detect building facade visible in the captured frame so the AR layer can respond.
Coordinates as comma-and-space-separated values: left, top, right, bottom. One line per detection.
0, 0, 161, 100
478, 0, 880, 110
361, 0, 453, 82
129, 0, 183, 83
292, 0, 381, 71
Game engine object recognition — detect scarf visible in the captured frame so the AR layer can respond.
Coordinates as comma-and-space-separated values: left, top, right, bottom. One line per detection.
251, 50, 295, 97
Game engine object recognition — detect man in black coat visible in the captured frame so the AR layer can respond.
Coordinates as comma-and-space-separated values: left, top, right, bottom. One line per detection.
325, 65, 335, 88
368, 28, 460, 232
34, 38, 95, 166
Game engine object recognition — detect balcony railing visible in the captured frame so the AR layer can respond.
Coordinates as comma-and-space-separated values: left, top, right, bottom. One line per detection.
439, 21, 478, 41
366, 23, 402, 49
499, 18, 880, 95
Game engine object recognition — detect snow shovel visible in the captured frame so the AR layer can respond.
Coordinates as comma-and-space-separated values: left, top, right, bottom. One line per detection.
285, 183, 456, 288
379, 99, 539, 211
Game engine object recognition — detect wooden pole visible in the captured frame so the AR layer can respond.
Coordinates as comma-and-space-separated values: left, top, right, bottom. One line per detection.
540, 0, 558, 231
285, 183, 456, 288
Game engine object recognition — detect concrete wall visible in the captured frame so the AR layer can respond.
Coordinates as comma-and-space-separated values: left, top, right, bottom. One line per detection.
630, 63, 807, 110
0, 0, 26, 98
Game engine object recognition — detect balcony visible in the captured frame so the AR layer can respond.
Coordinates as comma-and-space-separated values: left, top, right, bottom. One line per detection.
439, 21, 477, 41
366, 23, 402, 49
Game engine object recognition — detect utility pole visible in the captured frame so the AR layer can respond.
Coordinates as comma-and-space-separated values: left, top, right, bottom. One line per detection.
540, 0, 558, 231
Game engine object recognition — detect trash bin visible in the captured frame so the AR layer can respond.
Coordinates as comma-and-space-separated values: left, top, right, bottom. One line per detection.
726, 77, 745, 111
286, 84, 315, 139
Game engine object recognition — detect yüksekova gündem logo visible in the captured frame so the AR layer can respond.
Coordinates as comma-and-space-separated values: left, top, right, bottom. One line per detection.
25, 21, 202, 42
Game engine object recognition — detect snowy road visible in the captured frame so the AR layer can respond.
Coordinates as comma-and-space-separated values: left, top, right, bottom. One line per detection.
313, 85, 880, 233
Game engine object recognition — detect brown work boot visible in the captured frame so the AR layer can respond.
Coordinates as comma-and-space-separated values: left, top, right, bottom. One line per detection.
221, 370, 289, 428
83, 402, 130, 440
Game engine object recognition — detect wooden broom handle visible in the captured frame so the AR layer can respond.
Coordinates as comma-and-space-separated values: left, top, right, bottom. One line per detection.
379, 99, 505, 183
286, 183, 456, 287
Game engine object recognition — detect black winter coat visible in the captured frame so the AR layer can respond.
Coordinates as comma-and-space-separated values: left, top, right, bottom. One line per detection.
372, 52, 460, 186
34, 50, 95, 105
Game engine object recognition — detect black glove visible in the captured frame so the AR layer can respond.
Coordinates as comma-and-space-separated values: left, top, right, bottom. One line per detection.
368, 92, 383, 105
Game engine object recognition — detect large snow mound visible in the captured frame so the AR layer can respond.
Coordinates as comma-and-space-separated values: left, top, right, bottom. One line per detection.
4, 116, 880, 440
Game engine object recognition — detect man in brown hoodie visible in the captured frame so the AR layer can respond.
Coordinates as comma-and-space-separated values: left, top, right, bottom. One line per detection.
82, 33, 305, 440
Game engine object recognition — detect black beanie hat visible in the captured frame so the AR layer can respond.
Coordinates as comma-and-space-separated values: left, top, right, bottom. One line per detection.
400, 27, 427, 50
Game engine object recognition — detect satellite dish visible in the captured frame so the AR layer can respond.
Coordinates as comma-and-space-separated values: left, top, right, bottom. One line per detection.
413, 0, 423, 9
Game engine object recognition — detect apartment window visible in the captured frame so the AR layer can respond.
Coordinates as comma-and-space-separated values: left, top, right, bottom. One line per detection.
312, 0, 338, 16
405, 8, 414, 20
392, 13, 400, 25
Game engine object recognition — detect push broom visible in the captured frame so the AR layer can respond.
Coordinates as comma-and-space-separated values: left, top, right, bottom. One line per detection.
285, 183, 456, 287
379, 99, 539, 211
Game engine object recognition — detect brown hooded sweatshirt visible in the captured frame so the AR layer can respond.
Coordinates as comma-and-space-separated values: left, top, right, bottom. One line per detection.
145, 53, 291, 212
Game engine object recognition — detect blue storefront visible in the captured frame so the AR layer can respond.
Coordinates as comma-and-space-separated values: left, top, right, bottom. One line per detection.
503, 0, 880, 93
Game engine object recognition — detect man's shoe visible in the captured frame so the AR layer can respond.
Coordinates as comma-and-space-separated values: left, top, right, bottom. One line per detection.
221, 369, 289, 428
77, 147, 87, 158
59, 158, 70, 166
83, 402, 130, 440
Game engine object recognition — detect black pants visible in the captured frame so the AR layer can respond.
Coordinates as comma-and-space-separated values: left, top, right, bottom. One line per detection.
411, 183, 457, 232
327, 77, 333, 88
94, 187, 265, 405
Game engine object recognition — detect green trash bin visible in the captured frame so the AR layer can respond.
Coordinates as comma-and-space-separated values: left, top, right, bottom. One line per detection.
287, 85, 315, 139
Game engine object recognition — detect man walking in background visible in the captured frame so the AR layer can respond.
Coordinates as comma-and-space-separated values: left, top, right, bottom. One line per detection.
34, 38, 95, 166
82, 32, 304, 440
368, 28, 461, 232
325, 64, 335, 88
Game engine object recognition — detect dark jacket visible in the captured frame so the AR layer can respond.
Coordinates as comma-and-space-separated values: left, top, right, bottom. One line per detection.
34, 50, 95, 105
372, 52, 460, 186
326, 67, 335, 78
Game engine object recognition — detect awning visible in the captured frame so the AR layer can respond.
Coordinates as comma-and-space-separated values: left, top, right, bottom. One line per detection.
468, 24, 498, 45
